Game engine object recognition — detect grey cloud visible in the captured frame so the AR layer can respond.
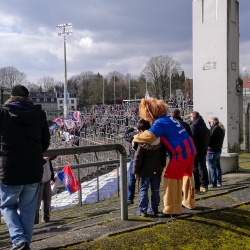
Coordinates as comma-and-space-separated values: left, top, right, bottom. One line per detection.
0, 0, 249, 82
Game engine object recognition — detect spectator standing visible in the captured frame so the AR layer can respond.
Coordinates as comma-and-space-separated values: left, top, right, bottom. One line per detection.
0, 85, 50, 250
35, 156, 56, 224
190, 111, 210, 193
207, 117, 225, 187
123, 126, 138, 205
171, 109, 193, 138
133, 120, 166, 217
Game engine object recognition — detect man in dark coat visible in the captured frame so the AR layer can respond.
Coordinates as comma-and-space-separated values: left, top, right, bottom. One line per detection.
0, 85, 50, 250
190, 111, 210, 193
207, 117, 225, 187
171, 109, 192, 138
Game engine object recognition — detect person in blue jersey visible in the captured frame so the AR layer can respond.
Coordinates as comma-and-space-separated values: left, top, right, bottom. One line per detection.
133, 98, 196, 216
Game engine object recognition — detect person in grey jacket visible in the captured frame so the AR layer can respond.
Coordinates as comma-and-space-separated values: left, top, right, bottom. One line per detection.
35, 156, 56, 224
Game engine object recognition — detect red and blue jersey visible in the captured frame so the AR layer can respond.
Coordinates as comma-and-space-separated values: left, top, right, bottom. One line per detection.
149, 115, 196, 161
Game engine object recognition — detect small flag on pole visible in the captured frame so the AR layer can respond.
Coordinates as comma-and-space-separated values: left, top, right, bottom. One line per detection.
71, 111, 81, 122
58, 164, 81, 194
52, 117, 64, 127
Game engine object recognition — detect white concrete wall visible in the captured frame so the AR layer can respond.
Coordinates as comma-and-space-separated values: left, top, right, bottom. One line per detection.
193, 0, 240, 153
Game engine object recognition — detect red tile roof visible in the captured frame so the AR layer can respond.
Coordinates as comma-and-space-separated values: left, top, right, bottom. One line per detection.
243, 78, 250, 90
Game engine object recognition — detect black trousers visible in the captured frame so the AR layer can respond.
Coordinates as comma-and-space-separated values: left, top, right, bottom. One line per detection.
34, 181, 51, 224
193, 152, 209, 190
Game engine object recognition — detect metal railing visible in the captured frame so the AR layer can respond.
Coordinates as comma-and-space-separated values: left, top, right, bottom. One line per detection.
0, 144, 128, 224
44, 144, 128, 220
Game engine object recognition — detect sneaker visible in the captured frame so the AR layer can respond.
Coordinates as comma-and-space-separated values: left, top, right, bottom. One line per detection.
217, 183, 222, 187
12, 241, 29, 250
147, 210, 162, 217
137, 211, 147, 217
208, 185, 217, 189
127, 200, 134, 205
200, 187, 207, 192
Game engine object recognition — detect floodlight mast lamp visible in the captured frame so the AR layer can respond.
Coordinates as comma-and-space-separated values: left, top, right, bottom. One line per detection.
56, 23, 73, 119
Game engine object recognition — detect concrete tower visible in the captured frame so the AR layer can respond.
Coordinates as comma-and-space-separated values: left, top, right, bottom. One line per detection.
193, 0, 243, 155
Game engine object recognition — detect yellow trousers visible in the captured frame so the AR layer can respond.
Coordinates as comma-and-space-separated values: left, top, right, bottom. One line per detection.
163, 176, 195, 214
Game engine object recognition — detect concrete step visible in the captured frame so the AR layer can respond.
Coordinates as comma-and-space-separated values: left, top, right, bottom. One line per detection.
1, 173, 250, 250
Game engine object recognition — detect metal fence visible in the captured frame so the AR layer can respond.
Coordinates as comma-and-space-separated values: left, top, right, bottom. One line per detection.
44, 144, 128, 220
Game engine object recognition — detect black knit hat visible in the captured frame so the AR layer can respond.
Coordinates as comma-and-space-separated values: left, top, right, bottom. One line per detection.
11, 85, 29, 97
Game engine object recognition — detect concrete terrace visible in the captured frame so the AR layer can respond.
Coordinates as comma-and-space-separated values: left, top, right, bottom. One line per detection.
0, 153, 250, 249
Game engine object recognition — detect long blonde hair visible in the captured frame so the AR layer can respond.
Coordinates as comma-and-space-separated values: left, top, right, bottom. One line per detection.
211, 117, 225, 133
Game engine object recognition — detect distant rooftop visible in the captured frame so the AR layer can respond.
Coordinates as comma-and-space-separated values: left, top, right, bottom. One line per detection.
30, 92, 56, 98
55, 88, 77, 94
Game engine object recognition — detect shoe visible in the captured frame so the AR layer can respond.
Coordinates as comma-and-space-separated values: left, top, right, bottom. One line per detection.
12, 241, 29, 250
200, 187, 207, 193
127, 200, 134, 205
208, 184, 217, 189
217, 183, 222, 187
147, 210, 162, 217
137, 211, 147, 217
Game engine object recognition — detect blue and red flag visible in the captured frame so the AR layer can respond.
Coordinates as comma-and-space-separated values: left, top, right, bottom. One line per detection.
71, 111, 81, 122
52, 117, 64, 127
58, 164, 81, 194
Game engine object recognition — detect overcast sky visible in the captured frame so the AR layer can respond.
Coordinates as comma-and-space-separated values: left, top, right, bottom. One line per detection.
0, 0, 249, 84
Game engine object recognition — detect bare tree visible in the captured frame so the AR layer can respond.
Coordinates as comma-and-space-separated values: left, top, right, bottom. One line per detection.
68, 71, 96, 106
106, 71, 125, 103
142, 55, 182, 100
241, 66, 250, 78
23, 81, 40, 92
0, 66, 27, 89
37, 76, 58, 92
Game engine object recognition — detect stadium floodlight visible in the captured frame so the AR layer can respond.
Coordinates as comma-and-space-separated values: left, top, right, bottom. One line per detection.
56, 23, 73, 119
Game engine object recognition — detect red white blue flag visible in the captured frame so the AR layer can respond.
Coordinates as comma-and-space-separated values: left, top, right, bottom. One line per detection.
71, 111, 81, 122
58, 164, 81, 194
52, 117, 64, 127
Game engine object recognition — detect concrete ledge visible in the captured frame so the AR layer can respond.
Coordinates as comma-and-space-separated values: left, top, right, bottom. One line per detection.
206, 153, 239, 183
220, 153, 239, 174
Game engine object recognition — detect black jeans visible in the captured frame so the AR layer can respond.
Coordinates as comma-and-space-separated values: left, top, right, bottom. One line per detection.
193, 152, 209, 190
35, 181, 51, 224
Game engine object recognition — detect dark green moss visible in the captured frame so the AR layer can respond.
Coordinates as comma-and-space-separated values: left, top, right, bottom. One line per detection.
59, 205, 250, 250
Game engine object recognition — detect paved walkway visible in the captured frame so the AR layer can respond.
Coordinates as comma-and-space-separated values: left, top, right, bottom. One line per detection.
1, 170, 250, 249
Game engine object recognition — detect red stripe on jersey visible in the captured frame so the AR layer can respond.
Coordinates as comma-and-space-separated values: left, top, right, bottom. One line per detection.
183, 139, 191, 158
160, 136, 177, 161
175, 145, 183, 160
189, 137, 197, 155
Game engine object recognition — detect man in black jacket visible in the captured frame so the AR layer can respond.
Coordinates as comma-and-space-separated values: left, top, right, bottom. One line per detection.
0, 85, 50, 250
171, 109, 192, 138
207, 117, 225, 187
190, 111, 210, 193
123, 126, 138, 205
